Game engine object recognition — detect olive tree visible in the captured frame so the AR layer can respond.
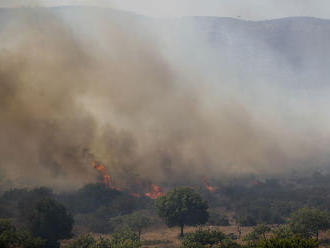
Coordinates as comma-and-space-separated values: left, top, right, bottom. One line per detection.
290, 208, 330, 240
155, 187, 208, 237
26, 198, 73, 248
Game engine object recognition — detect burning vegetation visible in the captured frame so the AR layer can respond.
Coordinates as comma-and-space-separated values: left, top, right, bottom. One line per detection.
92, 161, 112, 188
144, 184, 165, 199
203, 176, 216, 193
92, 160, 218, 199
92, 161, 165, 199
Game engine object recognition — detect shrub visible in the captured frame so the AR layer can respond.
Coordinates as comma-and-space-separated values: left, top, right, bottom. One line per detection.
109, 210, 152, 239
25, 198, 73, 248
208, 211, 230, 226
65, 229, 141, 248
243, 224, 271, 241
0, 219, 45, 248
181, 228, 241, 248
289, 207, 330, 240
271, 225, 294, 239
246, 237, 318, 248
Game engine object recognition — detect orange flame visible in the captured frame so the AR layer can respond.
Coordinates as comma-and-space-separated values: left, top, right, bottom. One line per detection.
145, 184, 164, 199
93, 161, 111, 187
203, 176, 216, 192
92, 161, 164, 198
92, 161, 122, 191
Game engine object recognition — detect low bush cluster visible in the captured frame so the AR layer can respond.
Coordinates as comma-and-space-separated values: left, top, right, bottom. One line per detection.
65, 229, 141, 248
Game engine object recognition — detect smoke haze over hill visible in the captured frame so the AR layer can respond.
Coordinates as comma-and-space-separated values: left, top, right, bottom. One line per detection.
1, 7, 330, 190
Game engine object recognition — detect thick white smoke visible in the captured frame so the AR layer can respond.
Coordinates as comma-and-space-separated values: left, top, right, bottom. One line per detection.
1, 7, 330, 190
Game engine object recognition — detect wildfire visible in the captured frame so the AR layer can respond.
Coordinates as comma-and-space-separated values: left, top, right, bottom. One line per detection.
203, 176, 216, 193
145, 184, 165, 199
92, 161, 163, 198
93, 161, 111, 187
92, 161, 122, 191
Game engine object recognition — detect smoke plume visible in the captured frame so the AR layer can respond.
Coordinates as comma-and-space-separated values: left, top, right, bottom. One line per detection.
1, 7, 330, 190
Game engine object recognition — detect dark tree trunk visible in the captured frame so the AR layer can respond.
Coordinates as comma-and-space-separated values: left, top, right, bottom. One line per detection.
180, 224, 184, 237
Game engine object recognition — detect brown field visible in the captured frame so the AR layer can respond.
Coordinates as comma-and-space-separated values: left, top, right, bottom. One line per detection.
62, 225, 330, 248
140, 225, 253, 248
141, 225, 330, 248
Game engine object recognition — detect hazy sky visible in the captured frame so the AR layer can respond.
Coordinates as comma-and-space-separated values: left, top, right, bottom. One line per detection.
4, 0, 329, 20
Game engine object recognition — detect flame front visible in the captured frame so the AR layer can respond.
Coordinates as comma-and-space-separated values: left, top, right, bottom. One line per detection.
145, 184, 165, 199
93, 161, 111, 187
203, 176, 216, 192
92, 161, 165, 199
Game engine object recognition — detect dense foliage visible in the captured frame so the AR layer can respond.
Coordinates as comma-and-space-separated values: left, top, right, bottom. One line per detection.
289, 207, 330, 240
181, 227, 318, 248
181, 228, 231, 248
243, 225, 271, 241
246, 237, 318, 248
0, 219, 45, 248
155, 187, 209, 237
65, 230, 141, 248
26, 198, 73, 247
219, 174, 330, 226
109, 210, 152, 239
1, 173, 330, 246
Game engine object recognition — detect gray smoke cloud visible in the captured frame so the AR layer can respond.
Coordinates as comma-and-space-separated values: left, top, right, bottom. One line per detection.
1, 7, 330, 191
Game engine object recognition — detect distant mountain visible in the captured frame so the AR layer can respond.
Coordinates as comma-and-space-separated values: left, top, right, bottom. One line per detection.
0, 6, 329, 88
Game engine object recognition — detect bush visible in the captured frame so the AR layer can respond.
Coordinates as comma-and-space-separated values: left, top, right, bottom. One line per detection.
271, 225, 294, 239
0, 219, 45, 248
245, 237, 318, 248
65, 229, 141, 248
109, 210, 153, 239
181, 228, 241, 248
25, 198, 73, 248
236, 215, 257, 227
243, 224, 271, 241
64, 234, 95, 248
74, 212, 113, 234
63, 183, 121, 214
208, 211, 230, 226
289, 207, 330, 240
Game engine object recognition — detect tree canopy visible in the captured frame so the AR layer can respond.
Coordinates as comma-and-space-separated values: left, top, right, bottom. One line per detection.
26, 198, 73, 248
290, 207, 330, 240
109, 211, 152, 239
155, 187, 209, 237
0, 219, 45, 248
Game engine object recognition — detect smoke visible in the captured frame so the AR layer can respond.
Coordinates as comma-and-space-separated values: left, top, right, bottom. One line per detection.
1, 7, 330, 190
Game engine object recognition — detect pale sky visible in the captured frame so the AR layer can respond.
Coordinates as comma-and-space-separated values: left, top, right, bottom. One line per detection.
1, 0, 330, 20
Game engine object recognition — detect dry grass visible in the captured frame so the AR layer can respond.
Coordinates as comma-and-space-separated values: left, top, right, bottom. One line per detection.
140, 225, 253, 248
63, 225, 330, 248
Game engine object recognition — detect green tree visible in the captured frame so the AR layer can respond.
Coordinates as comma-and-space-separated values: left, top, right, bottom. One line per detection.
69, 183, 121, 214
155, 187, 209, 237
26, 198, 73, 248
290, 208, 330, 240
0, 219, 45, 248
109, 211, 152, 239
